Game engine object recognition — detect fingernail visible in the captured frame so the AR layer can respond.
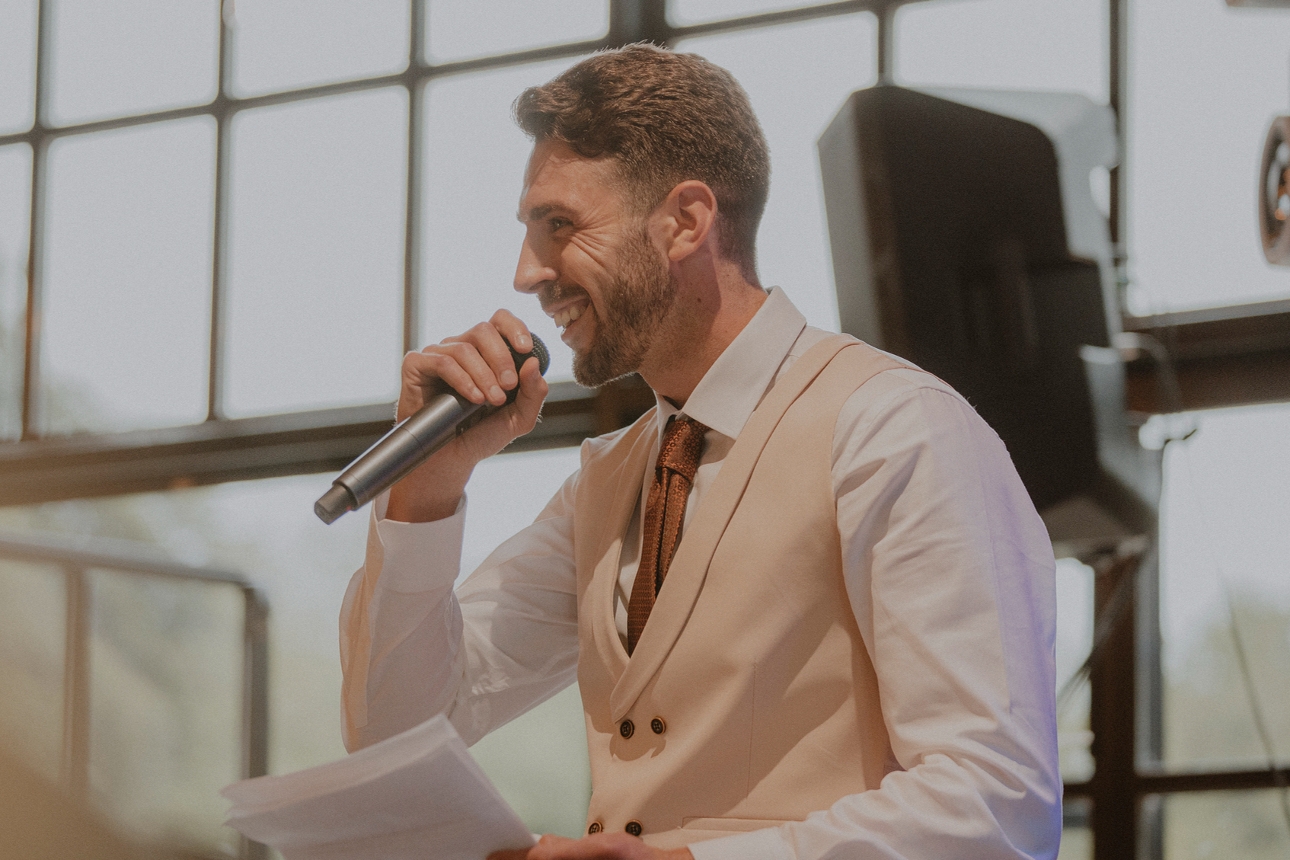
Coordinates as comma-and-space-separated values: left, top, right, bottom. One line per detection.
518, 333, 530, 350
501, 369, 518, 388
489, 385, 504, 402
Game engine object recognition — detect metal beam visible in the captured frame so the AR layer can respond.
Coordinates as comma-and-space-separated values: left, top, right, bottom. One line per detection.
1124, 299, 1290, 413
0, 378, 654, 507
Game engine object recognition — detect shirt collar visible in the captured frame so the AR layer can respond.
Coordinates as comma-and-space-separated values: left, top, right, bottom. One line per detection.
654, 286, 807, 441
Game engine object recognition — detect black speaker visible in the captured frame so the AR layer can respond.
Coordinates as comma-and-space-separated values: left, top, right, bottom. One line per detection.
818, 85, 1111, 512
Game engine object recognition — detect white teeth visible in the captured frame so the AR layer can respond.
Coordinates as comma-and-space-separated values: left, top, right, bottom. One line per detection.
554, 303, 586, 329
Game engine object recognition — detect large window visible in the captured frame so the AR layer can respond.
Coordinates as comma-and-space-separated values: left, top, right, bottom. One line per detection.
2, 2, 1288, 859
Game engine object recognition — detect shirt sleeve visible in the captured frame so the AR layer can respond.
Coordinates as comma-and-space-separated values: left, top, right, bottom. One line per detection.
692, 371, 1062, 860
339, 465, 583, 753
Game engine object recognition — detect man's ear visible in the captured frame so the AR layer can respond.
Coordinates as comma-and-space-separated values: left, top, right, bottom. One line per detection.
652, 180, 718, 263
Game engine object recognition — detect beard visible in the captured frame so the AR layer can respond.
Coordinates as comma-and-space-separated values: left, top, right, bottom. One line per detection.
563, 227, 676, 388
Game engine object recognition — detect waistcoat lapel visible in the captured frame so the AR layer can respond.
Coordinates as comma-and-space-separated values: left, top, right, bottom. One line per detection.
609, 334, 858, 721
583, 409, 660, 686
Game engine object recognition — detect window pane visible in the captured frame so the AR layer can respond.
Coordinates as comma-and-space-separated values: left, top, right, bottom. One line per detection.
678, 14, 879, 332
0, 143, 31, 441
895, 0, 1106, 102
225, 88, 406, 417
87, 569, 243, 855
0, 0, 37, 133
669, 0, 820, 27
1058, 812, 1092, 860
426, 0, 608, 64
420, 57, 588, 380
1160, 403, 1290, 772
46, 0, 219, 126
1125, 0, 1290, 313
229, 0, 410, 98
0, 443, 589, 837
43, 118, 214, 434
0, 560, 64, 784
1055, 557, 1094, 783
1162, 790, 1290, 859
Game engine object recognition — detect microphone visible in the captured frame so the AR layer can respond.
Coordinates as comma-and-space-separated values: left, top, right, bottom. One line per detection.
314, 334, 550, 524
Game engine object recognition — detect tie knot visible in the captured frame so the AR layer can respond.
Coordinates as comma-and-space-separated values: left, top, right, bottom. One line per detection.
658, 416, 707, 481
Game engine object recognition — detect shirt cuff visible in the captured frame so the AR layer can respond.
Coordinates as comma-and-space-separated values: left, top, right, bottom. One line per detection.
687, 827, 794, 860
370, 490, 468, 593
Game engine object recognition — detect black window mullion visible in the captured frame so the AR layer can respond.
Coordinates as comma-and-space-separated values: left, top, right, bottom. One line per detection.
208, 1, 235, 421
22, 0, 52, 440
403, 0, 424, 356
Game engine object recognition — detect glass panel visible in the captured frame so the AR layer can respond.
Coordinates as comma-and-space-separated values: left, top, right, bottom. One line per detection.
1125, 0, 1290, 313
895, 0, 1106, 102
0, 0, 37, 133
0, 560, 65, 783
87, 568, 243, 855
225, 87, 405, 418
1055, 557, 1094, 783
420, 56, 588, 381
229, 0, 410, 98
1160, 403, 1290, 772
678, 14, 879, 332
1058, 810, 1092, 860
0, 143, 31, 441
669, 0, 822, 27
1162, 790, 1290, 860
46, 0, 219, 127
42, 118, 214, 434
0, 443, 589, 836
426, 0, 608, 64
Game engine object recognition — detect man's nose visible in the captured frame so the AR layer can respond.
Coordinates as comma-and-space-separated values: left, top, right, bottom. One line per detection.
514, 234, 557, 295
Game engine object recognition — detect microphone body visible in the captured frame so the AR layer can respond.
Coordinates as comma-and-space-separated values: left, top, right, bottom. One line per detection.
315, 335, 549, 524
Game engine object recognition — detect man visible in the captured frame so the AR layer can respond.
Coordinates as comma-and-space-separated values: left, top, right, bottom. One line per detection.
340, 44, 1061, 860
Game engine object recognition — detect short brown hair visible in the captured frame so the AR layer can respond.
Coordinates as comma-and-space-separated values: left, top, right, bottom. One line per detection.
514, 44, 770, 279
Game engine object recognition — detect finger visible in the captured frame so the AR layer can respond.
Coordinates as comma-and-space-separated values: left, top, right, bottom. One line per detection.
513, 355, 548, 417
491, 308, 534, 356
404, 348, 487, 406
463, 320, 523, 395
435, 339, 510, 406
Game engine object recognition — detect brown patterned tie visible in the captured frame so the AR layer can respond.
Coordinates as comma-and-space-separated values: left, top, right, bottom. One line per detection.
627, 415, 708, 655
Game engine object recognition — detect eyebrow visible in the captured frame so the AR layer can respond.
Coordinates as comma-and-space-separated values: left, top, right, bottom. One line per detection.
516, 204, 564, 224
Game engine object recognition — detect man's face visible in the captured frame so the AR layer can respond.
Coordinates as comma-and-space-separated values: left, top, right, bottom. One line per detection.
515, 140, 675, 387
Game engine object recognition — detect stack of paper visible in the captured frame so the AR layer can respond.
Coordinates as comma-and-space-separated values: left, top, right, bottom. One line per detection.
222, 714, 537, 860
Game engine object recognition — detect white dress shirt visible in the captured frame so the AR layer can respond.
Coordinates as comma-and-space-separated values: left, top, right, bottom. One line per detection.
340, 287, 1061, 860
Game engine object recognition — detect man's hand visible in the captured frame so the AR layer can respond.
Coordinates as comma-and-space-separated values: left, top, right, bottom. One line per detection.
489, 833, 695, 860
386, 308, 548, 524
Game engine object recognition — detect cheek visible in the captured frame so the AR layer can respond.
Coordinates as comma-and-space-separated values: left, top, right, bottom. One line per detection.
567, 231, 618, 275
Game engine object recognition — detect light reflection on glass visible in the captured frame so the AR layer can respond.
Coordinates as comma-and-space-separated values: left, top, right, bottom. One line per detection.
46, 0, 219, 126
425, 0, 608, 64
225, 87, 406, 418
42, 118, 215, 434
229, 0, 410, 98
0, 0, 37, 133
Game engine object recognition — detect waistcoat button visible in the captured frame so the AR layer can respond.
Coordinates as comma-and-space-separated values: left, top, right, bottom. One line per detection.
587, 821, 603, 835
650, 717, 666, 735
625, 820, 643, 837
619, 719, 635, 739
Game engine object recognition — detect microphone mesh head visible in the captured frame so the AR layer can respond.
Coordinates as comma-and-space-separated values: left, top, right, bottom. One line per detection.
529, 334, 551, 376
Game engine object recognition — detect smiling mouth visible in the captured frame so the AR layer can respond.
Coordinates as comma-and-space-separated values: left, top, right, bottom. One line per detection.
550, 299, 589, 330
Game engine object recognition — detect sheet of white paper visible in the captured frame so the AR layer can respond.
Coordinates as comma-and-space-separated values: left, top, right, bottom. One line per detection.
222, 714, 537, 860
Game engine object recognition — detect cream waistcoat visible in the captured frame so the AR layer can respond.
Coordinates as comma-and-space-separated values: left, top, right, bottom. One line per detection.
573, 336, 906, 849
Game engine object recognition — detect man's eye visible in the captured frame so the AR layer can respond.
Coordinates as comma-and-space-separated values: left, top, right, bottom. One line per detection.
549, 218, 570, 232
